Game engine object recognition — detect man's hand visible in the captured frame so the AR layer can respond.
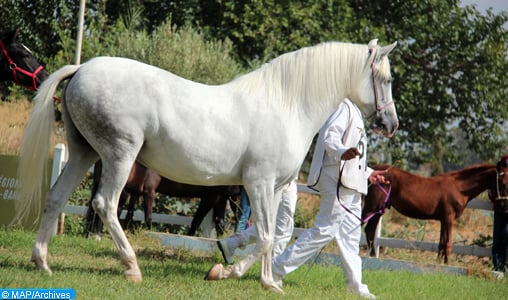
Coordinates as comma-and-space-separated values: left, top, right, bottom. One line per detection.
341, 147, 360, 160
368, 170, 390, 184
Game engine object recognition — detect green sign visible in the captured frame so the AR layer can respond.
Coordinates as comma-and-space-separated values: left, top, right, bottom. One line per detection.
0, 155, 51, 230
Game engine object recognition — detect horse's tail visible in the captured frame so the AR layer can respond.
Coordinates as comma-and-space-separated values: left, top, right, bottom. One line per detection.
11, 65, 80, 227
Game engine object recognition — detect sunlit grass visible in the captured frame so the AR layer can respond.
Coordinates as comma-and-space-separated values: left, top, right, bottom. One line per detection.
0, 229, 506, 300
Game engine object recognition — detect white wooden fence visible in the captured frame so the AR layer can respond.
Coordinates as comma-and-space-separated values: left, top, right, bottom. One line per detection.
53, 144, 493, 258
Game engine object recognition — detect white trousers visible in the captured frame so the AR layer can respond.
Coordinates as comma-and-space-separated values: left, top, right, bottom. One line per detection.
272, 168, 370, 295
233, 180, 298, 257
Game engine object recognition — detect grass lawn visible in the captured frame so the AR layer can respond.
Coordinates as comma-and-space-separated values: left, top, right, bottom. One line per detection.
0, 228, 506, 299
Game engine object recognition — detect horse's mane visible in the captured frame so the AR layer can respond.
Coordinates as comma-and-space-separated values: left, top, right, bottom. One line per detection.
445, 163, 495, 180
376, 163, 496, 181
229, 42, 389, 113
374, 164, 419, 179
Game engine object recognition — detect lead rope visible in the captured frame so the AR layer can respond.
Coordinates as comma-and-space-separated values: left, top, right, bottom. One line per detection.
362, 183, 391, 223
337, 165, 393, 224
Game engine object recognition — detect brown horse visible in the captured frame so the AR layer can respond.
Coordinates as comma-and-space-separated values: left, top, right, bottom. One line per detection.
85, 161, 241, 238
362, 163, 498, 264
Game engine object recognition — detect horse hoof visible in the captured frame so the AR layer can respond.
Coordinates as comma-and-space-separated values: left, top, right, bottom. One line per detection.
125, 269, 142, 283
204, 263, 223, 280
31, 258, 53, 275
264, 283, 284, 294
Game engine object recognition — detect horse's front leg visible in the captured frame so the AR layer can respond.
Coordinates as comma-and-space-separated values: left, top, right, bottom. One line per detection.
364, 214, 382, 257
443, 217, 455, 264
215, 184, 282, 293
438, 218, 452, 264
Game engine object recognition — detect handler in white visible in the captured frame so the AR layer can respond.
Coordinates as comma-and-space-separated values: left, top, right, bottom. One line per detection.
271, 98, 388, 299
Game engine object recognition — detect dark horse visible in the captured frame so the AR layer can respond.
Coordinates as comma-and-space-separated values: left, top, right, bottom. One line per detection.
0, 29, 48, 91
85, 161, 241, 238
362, 163, 498, 264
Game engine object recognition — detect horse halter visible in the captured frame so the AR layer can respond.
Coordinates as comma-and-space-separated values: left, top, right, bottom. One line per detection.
366, 47, 393, 120
0, 39, 44, 91
495, 169, 508, 200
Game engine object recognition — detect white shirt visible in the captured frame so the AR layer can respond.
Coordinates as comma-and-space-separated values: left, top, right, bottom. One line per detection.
307, 99, 372, 194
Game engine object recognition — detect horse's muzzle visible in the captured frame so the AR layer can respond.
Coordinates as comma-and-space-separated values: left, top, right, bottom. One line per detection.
370, 115, 398, 138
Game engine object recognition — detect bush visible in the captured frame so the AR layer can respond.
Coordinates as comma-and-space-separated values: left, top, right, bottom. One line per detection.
47, 15, 244, 85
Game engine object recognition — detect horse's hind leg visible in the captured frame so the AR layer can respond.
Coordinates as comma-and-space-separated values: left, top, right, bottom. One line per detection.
92, 158, 142, 282
85, 162, 102, 239
142, 189, 154, 229
188, 197, 213, 236
213, 196, 228, 236
32, 152, 97, 274
122, 190, 136, 229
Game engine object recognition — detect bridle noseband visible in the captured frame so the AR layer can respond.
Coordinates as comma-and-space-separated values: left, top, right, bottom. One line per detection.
0, 39, 44, 91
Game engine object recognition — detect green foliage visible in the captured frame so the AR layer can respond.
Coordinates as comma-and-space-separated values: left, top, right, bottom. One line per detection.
356, 0, 508, 169
293, 201, 318, 229
48, 15, 243, 85
208, 0, 384, 62
1, 0, 507, 171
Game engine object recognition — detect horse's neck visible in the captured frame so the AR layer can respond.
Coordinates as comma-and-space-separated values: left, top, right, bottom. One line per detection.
455, 168, 496, 199
388, 168, 411, 191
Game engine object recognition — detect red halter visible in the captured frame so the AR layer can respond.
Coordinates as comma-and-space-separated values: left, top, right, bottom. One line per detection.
0, 39, 44, 91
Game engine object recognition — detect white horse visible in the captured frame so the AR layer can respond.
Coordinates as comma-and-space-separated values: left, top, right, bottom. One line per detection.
14, 39, 397, 293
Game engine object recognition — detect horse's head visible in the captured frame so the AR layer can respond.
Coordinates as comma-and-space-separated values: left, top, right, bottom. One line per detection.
0, 29, 49, 91
497, 157, 508, 185
356, 39, 398, 138
493, 157, 508, 213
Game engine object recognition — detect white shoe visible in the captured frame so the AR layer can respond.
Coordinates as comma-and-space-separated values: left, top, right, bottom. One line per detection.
347, 285, 376, 299
272, 272, 283, 288
217, 239, 234, 265
492, 271, 504, 280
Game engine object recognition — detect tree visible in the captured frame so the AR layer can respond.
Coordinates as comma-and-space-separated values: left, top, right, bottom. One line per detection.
350, 0, 508, 172
2, 0, 506, 172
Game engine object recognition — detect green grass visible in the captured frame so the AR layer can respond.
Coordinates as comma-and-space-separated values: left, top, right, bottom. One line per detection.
0, 229, 506, 300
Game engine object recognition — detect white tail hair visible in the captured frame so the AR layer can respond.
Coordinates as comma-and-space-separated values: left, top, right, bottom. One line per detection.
11, 65, 80, 227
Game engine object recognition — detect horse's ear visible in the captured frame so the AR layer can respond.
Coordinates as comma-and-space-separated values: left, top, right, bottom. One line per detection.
378, 41, 397, 57
3, 29, 19, 43
368, 39, 379, 49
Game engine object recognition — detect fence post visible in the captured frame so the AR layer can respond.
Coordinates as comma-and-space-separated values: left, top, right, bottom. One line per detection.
201, 210, 216, 239
51, 143, 67, 235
